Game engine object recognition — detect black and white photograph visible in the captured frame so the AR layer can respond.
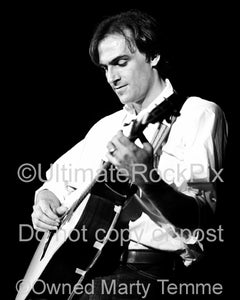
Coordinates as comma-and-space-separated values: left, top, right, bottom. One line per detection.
7, 2, 232, 299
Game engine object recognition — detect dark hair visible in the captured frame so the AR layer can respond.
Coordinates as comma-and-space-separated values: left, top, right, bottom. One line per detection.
89, 9, 170, 78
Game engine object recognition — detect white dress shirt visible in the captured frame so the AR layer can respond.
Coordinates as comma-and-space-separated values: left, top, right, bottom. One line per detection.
36, 79, 228, 266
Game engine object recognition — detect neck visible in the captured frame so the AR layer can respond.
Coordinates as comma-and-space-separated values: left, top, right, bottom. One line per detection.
132, 71, 166, 114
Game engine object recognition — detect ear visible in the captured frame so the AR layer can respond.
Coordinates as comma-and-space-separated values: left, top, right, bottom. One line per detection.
151, 54, 160, 67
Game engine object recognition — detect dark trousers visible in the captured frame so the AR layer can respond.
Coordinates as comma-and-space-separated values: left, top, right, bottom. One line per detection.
78, 258, 186, 300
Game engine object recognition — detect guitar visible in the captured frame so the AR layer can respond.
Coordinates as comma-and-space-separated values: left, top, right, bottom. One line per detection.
16, 92, 185, 300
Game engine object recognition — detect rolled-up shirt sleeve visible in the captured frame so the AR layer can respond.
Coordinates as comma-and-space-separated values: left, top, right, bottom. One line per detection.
34, 138, 86, 204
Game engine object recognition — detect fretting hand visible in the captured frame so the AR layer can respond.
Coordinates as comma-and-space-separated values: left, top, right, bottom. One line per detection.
106, 130, 157, 187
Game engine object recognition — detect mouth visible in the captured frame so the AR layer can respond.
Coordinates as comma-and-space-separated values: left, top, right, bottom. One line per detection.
114, 85, 127, 92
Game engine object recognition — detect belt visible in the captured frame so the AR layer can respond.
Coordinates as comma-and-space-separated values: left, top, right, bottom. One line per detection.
120, 249, 177, 265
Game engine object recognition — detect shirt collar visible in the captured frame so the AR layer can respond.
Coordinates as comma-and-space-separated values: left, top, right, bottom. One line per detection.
123, 79, 174, 125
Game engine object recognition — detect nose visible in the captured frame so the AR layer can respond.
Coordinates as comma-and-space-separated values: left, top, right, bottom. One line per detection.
106, 66, 120, 86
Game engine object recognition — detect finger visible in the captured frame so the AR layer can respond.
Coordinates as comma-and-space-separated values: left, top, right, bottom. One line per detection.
114, 131, 132, 147
112, 135, 138, 153
105, 152, 121, 167
142, 142, 153, 155
32, 205, 60, 227
56, 205, 68, 216
32, 216, 58, 231
38, 201, 60, 221
106, 141, 117, 154
107, 131, 129, 149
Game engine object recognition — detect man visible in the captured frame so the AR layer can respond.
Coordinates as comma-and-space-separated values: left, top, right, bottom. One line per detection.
31, 9, 228, 299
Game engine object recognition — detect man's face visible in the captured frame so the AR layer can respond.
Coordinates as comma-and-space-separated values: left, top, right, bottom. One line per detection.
98, 33, 155, 106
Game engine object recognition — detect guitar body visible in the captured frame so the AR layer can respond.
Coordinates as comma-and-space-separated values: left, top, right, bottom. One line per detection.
17, 175, 133, 300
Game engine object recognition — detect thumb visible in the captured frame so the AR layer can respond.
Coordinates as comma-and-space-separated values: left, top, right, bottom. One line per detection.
56, 205, 68, 216
142, 142, 153, 155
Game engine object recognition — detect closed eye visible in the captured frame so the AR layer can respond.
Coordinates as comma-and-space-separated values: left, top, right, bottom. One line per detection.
99, 55, 129, 72
117, 59, 128, 67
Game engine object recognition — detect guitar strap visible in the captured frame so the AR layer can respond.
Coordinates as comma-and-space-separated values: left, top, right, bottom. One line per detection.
150, 90, 187, 166
151, 114, 177, 168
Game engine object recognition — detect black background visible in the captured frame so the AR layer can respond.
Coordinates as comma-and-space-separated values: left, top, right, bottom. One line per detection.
5, 2, 233, 299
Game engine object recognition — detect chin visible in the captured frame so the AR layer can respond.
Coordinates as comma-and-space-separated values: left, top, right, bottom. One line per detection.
118, 95, 134, 105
